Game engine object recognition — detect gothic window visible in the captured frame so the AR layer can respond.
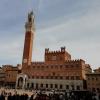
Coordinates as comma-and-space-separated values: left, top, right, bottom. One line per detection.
27, 83, 29, 88
41, 76, 44, 79
60, 65, 62, 69
71, 85, 75, 90
32, 76, 34, 79
66, 76, 69, 80
55, 76, 58, 79
51, 66, 53, 69
31, 83, 34, 88
71, 65, 73, 67
88, 77, 90, 80
36, 76, 39, 79
96, 77, 98, 80
97, 88, 100, 92
92, 77, 94, 80
60, 84, 63, 89
41, 84, 43, 88
66, 85, 69, 89
50, 84, 53, 88
46, 76, 48, 79
52, 72, 55, 76
37, 66, 40, 69
65, 65, 68, 68
60, 76, 63, 79
55, 84, 58, 88
36, 83, 38, 89
76, 85, 80, 90
33, 66, 35, 68
41, 66, 44, 69
46, 84, 48, 88
46, 66, 48, 69
76, 76, 80, 80
50, 76, 53, 79
71, 76, 74, 80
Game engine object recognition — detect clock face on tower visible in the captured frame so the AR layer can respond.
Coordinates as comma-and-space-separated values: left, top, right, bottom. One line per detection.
23, 59, 27, 63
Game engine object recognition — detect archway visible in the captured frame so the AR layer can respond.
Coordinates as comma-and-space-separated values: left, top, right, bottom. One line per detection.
16, 73, 28, 89
18, 77, 23, 89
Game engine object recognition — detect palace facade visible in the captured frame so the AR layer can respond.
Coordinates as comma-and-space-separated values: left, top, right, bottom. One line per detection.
15, 11, 92, 90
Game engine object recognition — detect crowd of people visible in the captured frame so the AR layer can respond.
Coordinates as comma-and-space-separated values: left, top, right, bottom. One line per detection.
0, 89, 100, 100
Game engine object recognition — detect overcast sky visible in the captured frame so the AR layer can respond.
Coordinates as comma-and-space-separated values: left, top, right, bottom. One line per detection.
0, 0, 100, 69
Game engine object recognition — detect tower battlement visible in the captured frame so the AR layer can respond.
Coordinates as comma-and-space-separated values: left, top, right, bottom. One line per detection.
45, 47, 69, 54
45, 47, 71, 63
25, 11, 35, 32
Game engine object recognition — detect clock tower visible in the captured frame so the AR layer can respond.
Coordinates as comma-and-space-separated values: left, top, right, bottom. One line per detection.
22, 11, 35, 69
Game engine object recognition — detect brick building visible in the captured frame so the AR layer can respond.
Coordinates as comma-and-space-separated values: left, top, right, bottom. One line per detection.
16, 11, 92, 90
0, 67, 5, 87
0, 64, 21, 88
86, 67, 100, 92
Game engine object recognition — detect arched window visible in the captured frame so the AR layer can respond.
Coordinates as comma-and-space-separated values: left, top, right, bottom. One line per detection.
46, 84, 48, 88
55, 84, 58, 88
50, 84, 53, 88
40, 84, 43, 88
31, 83, 34, 88
66, 85, 69, 89
36, 83, 38, 89
60, 84, 63, 89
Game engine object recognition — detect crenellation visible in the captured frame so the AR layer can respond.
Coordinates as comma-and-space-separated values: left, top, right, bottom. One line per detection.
32, 62, 45, 65
45, 47, 67, 54
65, 59, 81, 63
45, 48, 49, 53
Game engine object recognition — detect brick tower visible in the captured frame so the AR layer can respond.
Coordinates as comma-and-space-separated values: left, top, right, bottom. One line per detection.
22, 11, 35, 69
